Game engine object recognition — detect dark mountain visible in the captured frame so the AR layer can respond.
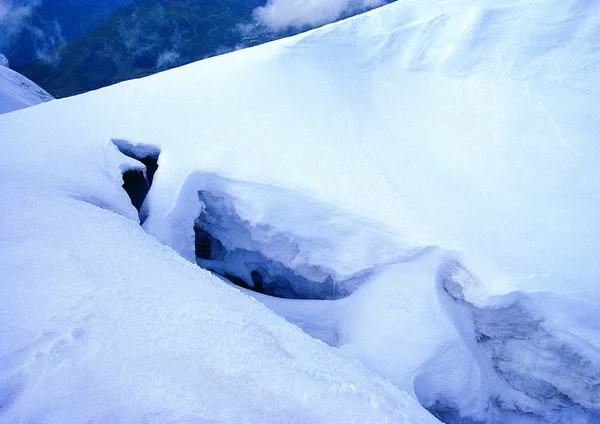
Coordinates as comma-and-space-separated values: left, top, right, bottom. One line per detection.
15, 0, 395, 98
16, 0, 273, 97
3, 0, 132, 67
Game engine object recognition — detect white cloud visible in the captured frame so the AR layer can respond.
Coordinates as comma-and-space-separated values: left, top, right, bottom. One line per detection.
30, 19, 65, 65
156, 50, 180, 69
0, 0, 40, 49
253, 0, 386, 32
0, 0, 65, 64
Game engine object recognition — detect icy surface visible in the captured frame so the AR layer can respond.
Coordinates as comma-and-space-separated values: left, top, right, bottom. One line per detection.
1, 0, 600, 422
0, 65, 53, 115
145, 172, 416, 299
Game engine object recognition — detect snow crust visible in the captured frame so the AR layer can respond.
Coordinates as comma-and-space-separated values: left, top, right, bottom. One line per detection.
1, 0, 600, 422
0, 64, 53, 115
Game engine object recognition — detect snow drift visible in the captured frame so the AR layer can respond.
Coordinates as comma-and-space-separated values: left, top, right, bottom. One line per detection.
1, 0, 600, 422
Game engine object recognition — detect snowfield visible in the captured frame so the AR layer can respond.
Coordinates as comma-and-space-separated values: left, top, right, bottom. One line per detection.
0, 55, 53, 115
1, 0, 600, 422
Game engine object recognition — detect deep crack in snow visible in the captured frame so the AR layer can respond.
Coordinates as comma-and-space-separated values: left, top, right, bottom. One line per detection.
111, 139, 160, 222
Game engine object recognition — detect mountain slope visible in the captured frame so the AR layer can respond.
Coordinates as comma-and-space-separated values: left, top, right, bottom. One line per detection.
1, 0, 132, 68
15, 0, 270, 97
0, 58, 53, 114
1, 0, 600, 422
16, 0, 394, 98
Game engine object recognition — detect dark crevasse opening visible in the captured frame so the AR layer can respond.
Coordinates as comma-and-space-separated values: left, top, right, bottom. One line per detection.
192, 189, 356, 300
194, 227, 225, 261
194, 220, 326, 299
122, 169, 150, 211
427, 402, 482, 424
137, 155, 159, 187
193, 212, 300, 297
111, 139, 161, 219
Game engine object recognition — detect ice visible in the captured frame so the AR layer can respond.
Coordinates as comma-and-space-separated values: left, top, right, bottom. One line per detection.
436, 263, 600, 422
1, 0, 600, 422
143, 172, 416, 299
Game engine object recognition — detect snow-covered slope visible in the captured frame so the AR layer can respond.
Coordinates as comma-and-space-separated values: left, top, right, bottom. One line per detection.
0, 55, 53, 115
1, 0, 600, 422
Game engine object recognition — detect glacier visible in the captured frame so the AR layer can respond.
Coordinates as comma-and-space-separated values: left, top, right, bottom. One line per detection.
1, 0, 600, 422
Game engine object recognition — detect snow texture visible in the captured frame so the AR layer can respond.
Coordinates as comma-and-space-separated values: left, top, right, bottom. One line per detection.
1, 0, 600, 422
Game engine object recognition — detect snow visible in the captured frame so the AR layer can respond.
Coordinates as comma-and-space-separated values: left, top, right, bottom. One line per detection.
148, 171, 416, 299
0, 184, 435, 423
1, 0, 600, 422
0, 63, 53, 115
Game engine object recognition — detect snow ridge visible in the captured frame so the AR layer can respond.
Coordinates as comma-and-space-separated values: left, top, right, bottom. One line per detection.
0, 64, 53, 115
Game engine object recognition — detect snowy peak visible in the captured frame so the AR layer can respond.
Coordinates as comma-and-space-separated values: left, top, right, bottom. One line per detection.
0, 54, 8, 68
0, 64, 53, 115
